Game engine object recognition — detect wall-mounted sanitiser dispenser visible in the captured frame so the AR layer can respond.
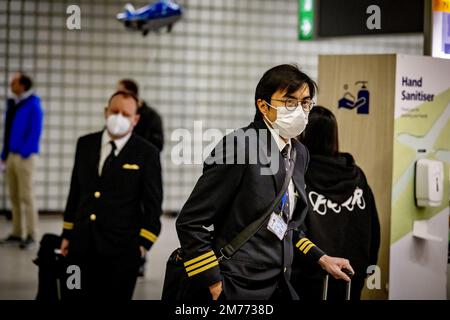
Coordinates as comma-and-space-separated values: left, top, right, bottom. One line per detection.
415, 159, 444, 207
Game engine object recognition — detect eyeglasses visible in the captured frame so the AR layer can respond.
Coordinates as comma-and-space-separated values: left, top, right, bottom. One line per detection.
271, 98, 315, 112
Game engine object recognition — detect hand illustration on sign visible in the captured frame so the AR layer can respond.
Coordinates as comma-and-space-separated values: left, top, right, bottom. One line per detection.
338, 81, 370, 114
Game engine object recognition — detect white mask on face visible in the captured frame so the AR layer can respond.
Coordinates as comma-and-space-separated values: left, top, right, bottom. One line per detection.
264, 101, 308, 139
106, 113, 131, 136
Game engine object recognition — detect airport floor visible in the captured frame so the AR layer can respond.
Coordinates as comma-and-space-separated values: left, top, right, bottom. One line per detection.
2, 214, 450, 300
0, 214, 180, 300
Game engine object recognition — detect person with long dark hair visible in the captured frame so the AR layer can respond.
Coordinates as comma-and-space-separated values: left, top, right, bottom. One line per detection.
292, 106, 380, 300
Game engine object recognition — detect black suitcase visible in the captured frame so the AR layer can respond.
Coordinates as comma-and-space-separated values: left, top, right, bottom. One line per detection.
162, 247, 188, 301
33, 234, 67, 301
322, 269, 353, 300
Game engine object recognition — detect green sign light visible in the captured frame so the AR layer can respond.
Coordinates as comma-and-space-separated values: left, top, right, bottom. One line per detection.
298, 0, 314, 40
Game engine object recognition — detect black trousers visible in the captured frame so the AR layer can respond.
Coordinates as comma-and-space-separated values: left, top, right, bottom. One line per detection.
180, 274, 297, 301
66, 245, 141, 300
270, 277, 299, 301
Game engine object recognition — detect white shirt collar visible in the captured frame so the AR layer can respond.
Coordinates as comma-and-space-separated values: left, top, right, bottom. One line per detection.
11, 89, 34, 104
263, 119, 291, 153
101, 129, 132, 155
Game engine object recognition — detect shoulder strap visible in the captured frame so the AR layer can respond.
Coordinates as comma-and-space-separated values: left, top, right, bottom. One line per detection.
218, 146, 297, 261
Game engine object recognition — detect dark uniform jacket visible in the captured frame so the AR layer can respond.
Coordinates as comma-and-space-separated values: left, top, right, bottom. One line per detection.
61, 131, 163, 258
176, 120, 325, 300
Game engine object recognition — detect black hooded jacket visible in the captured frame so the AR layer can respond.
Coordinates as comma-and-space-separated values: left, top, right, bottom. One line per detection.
295, 152, 380, 276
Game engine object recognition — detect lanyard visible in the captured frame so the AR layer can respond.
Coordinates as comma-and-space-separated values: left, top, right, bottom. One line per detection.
280, 192, 288, 215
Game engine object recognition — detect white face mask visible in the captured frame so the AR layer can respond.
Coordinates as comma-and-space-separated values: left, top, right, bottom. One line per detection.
264, 101, 308, 138
106, 113, 131, 137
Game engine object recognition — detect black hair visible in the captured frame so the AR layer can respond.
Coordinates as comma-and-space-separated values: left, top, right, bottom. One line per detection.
18, 73, 33, 91
108, 90, 139, 112
118, 78, 139, 96
299, 106, 339, 157
254, 64, 317, 121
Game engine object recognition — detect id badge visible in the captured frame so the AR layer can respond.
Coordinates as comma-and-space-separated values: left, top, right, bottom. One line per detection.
267, 212, 288, 240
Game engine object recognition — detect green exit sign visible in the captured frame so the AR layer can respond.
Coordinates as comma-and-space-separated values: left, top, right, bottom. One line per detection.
298, 0, 315, 40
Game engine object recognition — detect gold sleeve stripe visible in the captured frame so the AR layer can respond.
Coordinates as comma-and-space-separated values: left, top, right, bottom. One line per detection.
187, 261, 219, 277
184, 250, 215, 267
185, 256, 217, 272
296, 238, 309, 248
299, 240, 312, 251
63, 222, 74, 230
303, 243, 315, 254
140, 229, 158, 243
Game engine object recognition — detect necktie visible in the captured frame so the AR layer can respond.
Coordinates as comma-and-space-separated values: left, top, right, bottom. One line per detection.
281, 144, 290, 163
280, 144, 290, 221
101, 141, 117, 177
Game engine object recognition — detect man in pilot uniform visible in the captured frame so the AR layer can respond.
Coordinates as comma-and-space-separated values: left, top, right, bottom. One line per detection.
176, 64, 354, 300
60, 91, 162, 300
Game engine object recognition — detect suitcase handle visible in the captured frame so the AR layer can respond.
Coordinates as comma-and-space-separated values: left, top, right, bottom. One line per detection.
342, 268, 354, 277
322, 268, 353, 301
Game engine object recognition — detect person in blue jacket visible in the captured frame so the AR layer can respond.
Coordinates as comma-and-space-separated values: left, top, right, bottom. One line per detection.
0, 72, 44, 249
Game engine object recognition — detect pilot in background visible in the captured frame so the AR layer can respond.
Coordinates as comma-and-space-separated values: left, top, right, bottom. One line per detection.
117, 79, 164, 152
292, 106, 380, 300
60, 91, 163, 300
176, 64, 354, 300
116, 78, 164, 278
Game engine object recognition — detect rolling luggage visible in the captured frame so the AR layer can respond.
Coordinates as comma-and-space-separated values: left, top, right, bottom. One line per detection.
34, 234, 67, 301
322, 269, 353, 300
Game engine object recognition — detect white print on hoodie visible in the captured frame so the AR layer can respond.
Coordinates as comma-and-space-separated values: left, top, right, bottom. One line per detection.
308, 187, 366, 216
